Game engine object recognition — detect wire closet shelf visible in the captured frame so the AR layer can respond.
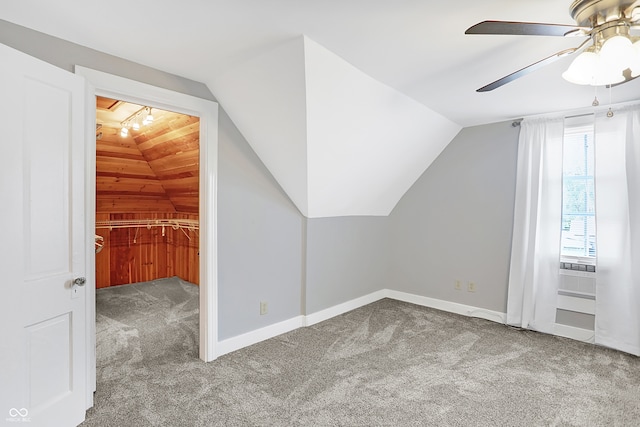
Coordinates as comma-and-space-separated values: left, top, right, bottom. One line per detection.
95, 218, 199, 243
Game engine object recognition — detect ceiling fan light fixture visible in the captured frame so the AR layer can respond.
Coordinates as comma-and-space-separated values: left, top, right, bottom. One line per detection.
592, 62, 626, 86
562, 33, 639, 86
631, 39, 640, 77
599, 35, 635, 70
562, 51, 599, 85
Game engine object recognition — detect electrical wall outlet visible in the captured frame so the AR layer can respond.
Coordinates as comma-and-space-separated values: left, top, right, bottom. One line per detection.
468, 282, 477, 292
454, 280, 462, 290
260, 301, 268, 315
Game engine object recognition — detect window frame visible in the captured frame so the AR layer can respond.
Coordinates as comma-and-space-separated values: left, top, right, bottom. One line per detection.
560, 120, 596, 266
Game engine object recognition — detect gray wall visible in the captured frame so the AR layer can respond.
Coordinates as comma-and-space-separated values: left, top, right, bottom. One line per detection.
0, 19, 305, 340
389, 121, 520, 313
305, 216, 390, 314
217, 109, 304, 339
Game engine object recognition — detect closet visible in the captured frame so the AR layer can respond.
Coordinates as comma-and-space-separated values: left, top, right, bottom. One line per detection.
95, 97, 200, 288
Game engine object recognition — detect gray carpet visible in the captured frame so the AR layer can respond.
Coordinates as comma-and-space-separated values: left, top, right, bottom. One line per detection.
82, 278, 640, 426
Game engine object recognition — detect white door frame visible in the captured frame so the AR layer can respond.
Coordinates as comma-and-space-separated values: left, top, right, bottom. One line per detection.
75, 67, 219, 404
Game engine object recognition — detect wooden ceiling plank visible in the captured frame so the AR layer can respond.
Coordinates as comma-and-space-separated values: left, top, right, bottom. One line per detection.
163, 184, 199, 194
96, 158, 158, 176
133, 116, 199, 145
96, 198, 177, 213
96, 96, 122, 111
97, 190, 171, 197
138, 135, 200, 161
95, 98, 200, 214
154, 171, 197, 181
96, 178, 166, 194
96, 171, 160, 181
172, 205, 199, 214
96, 176, 166, 186
160, 176, 199, 186
135, 132, 199, 160
96, 150, 146, 161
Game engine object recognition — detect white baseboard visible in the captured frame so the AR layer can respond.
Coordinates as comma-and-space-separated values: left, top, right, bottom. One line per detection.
215, 289, 508, 358
304, 289, 388, 327
214, 290, 607, 359
386, 290, 507, 324
216, 315, 305, 357
554, 323, 595, 343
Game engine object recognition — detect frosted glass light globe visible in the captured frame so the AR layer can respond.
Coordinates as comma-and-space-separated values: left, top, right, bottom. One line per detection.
562, 51, 599, 85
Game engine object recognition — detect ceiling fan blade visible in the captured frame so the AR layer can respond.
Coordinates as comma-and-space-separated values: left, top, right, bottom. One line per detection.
477, 48, 577, 92
465, 20, 589, 37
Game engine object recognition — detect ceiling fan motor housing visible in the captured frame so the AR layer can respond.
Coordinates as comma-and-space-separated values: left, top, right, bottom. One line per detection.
464, 0, 640, 90
570, 0, 639, 26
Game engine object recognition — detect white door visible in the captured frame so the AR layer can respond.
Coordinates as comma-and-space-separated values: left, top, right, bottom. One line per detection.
0, 43, 87, 426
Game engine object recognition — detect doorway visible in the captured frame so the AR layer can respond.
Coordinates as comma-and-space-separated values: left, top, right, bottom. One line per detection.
92, 96, 204, 395
76, 68, 219, 405
94, 97, 200, 288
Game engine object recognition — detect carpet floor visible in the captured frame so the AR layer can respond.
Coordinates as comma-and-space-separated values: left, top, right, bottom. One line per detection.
81, 278, 640, 426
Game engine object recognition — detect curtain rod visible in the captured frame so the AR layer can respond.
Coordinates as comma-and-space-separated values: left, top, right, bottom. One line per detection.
512, 99, 640, 123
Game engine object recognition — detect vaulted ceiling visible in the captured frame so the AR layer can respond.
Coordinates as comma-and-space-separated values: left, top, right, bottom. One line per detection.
3, 1, 639, 217
96, 97, 199, 214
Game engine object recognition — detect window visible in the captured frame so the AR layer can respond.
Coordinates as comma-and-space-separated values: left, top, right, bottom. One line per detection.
561, 123, 596, 261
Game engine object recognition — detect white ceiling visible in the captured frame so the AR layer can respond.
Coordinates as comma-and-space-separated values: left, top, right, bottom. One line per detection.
3, 0, 639, 217
211, 35, 460, 217
2, 0, 639, 127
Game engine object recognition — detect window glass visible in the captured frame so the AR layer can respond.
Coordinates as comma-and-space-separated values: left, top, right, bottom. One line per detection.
561, 125, 596, 259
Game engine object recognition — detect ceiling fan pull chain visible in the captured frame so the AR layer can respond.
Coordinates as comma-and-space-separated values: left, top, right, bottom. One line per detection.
607, 84, 614, 118
592, 85, 599, 106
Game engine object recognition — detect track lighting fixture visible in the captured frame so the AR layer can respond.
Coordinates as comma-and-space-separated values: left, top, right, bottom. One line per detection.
119, 106, 155, 137
143, 107, 154, 125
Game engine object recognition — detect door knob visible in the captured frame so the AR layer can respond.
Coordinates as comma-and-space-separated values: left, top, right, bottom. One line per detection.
73, 277, 86, 287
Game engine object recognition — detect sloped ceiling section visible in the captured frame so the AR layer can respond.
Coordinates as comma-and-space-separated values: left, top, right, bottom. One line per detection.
303, 37, 461, 217
211, 35, 461, 218
210, 37, 310, 214
96, 97, 200, 213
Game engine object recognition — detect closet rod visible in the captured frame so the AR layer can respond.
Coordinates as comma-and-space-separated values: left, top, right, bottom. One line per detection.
95, 219, 199, 231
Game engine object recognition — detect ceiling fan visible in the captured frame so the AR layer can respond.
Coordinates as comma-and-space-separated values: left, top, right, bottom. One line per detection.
466, 0, 640, 91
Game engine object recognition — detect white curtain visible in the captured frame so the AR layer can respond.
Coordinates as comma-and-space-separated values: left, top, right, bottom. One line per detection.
594, 105, 640, 356
507, 118, 564, 334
